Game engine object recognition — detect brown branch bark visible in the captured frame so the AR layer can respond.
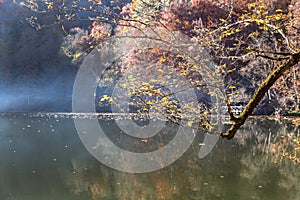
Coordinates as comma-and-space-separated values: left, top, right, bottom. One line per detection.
221, 50, 300, 140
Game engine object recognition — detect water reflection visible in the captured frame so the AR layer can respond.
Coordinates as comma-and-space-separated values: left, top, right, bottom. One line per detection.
0, 113, 299, 199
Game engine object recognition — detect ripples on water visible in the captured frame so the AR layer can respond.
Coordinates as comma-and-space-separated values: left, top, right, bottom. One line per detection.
0, 113, 299, 200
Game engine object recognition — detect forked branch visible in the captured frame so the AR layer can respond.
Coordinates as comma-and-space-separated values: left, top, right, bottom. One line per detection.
222, 50, 300, 139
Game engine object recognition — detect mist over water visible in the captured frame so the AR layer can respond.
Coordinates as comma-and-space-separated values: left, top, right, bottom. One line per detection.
0, 0, 78, 112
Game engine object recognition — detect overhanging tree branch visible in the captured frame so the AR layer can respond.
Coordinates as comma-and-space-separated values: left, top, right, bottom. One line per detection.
222, 50, 300, 139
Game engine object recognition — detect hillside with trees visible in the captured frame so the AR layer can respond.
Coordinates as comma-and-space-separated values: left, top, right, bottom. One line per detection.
0, 0, 299, 139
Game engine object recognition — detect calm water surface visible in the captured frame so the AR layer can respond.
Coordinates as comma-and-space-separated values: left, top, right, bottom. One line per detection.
0, 113, 299, 200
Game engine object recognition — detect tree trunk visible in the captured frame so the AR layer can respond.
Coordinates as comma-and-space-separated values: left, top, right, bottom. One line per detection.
222, 50, 300, 139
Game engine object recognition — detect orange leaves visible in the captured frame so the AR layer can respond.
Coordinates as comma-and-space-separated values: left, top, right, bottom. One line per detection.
158, 57, 167, 63
90, 21, 110, 41
47, 2, 53, 9
131, 0, 138, 9
247, 31, 259, 38
92, 0, 102, 4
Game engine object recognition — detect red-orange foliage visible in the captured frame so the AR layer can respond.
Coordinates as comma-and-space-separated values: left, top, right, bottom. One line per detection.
42, 0, 299, 112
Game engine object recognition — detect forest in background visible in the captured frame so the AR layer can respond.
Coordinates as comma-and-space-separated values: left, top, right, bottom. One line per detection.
0, 0, 299, 116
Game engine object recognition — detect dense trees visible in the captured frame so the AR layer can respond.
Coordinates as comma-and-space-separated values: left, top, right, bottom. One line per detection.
18, 0, 300, 139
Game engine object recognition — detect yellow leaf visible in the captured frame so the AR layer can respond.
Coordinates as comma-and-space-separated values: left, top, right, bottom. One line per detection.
74, 53, 82, 59
47, 2, 53, 9
227, 68, 236, 73
158, 57, 166, 63
228, 85, 236, 89
128, 75, 133, 80
100, 95, 112, 102
248, 3, 256, 9
275, 13, 282, 20
146, 101, 153, 105
157, 69, 164, 73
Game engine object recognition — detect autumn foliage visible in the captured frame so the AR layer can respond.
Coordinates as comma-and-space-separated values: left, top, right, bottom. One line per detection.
19, 0, 300, 138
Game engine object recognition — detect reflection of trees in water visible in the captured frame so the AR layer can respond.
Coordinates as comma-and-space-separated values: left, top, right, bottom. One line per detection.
62, 133, 226, 199
239, 153, 300, 200
1, 114, 299, 199
65, 153, 226, 199
64, 157, 178, 199
61, 158, 114, 199
236, 118, 300, 200
235, 118, 300, 163
63, 119, 299, 199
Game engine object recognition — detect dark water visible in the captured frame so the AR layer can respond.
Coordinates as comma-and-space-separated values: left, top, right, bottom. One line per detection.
0, 113, 299, 200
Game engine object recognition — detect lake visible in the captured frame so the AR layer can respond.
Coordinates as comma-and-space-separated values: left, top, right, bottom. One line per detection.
0, 113, 299, 200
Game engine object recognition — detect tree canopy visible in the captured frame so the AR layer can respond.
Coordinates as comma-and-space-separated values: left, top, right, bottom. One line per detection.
19, 0, 300, 139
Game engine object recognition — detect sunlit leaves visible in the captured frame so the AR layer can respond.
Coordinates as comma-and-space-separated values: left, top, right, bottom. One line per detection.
100, 94, 113, 103
46, 2, 53, 10
281, 135, 300, 164
216, 0, 294, 45
73, 52, 82, 59
92, 0, 102, 4
158, 57, 166, 63
19, 0, 300, 137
